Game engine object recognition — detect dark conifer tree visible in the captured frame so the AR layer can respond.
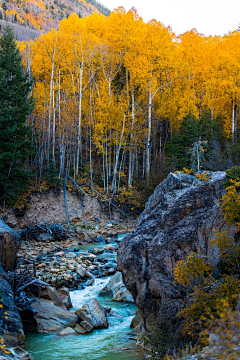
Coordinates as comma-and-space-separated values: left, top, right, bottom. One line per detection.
0, 24, 34, 207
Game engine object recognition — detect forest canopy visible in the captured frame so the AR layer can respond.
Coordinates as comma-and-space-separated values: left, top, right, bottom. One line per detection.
16, 7, 240, 198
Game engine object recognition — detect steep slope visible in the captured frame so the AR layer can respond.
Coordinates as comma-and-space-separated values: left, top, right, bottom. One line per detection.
0, 0, 110, 40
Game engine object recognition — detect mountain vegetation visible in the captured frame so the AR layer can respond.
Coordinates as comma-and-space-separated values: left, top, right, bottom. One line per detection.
11, 7, 240, 203
0, 24, 34, 207
0, 0, 110, 40
1, 8, 240, 359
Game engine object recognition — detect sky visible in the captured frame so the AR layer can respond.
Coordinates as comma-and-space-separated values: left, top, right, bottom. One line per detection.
99, 0, 240, 36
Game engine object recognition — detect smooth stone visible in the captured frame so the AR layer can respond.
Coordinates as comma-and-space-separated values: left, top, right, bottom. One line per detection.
58, 327, 76, 336
76, 264, 86, 277
30, 299, 78, 333
74, 323, 86, 334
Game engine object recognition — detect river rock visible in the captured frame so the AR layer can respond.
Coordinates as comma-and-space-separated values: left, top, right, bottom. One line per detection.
130, 308, 144, 328
99, 272, 134, 302
74, 323, 86, 334
0, 277, 25, 347
30, 298, 78, 332
40, 286, 66, 309
104, 245, 116, 251
3, 347, 32, 359
75, 298, 108, 329
58, 327, 76, 336
0, 219, 21, 271
85, 279, 94, 286
92, 248, 104, 255
36, 233, 55, 242
118, 171, 235, 346
80, 321, 93, 333
76, 229, 92, 243
57, 287, 73, 309
76, 264, 86, 277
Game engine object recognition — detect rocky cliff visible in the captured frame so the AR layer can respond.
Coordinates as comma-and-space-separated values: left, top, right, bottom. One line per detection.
0, 220, 24, 348
117, 171, 235, 346
0, 219, 21, 271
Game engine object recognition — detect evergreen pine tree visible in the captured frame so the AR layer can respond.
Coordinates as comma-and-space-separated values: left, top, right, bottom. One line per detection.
0, 24, 34, 207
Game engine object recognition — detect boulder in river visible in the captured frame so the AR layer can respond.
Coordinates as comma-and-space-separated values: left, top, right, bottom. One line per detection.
75, 298, 109, 329
30, 298, 78, 332
118, 171, 235, 346
99, 272, 134, 302
74, 323, 87, 334
58, 327, 76, 336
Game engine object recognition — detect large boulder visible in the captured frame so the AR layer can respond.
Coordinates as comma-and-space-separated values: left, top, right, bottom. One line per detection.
29, 298, 78, 333
0, 277, 25, 348
75, 298, 108, 329
118, 172, 235, 344
0, 220, 21, 272
40, 286, 66, 309
99, 271, 134, 302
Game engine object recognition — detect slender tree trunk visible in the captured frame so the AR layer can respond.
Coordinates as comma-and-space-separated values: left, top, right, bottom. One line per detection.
52, 81, 56, 164
232, 97, 235, 141
146, 86, 152, 184
128, 89, 135, 188
76, 64, 83, 175
111, 113, 126, 193
48, 49, 56, 163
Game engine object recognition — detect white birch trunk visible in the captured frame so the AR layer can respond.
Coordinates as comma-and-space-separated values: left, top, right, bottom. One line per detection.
146, 86, 152, 184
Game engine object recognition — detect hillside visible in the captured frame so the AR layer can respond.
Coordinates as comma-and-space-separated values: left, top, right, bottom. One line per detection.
0, 0, 110, 40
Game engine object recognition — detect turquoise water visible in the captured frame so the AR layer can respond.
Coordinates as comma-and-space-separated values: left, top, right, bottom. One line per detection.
25, 278, 145, 360
25, 235, 147, 360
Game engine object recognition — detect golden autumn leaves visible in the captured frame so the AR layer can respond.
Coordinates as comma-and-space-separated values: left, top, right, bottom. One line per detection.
17, 7, 240, 190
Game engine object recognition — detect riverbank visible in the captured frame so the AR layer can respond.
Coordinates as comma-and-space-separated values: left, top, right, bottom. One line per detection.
16, 220, 135, 290
19, 226, 150, 360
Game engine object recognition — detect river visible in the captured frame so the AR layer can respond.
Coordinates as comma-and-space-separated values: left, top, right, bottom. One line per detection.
24, 235, 147, 360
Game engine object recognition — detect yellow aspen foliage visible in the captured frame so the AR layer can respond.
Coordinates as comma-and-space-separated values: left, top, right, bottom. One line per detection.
220, 179, 240, 230
173, 252, 213, 287
15, 7, 240, 196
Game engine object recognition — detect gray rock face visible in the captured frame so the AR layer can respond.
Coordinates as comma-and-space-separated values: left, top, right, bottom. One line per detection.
0, 277, 25, 348
0, 220, 21, 271
118, 171, 234, 341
